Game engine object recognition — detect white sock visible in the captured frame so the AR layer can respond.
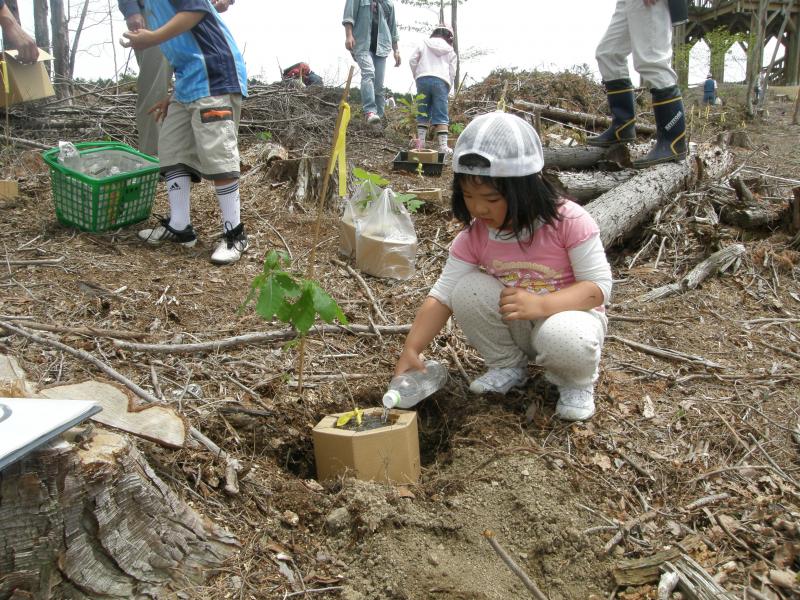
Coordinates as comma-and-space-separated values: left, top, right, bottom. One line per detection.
165, 170, 191, 230
437, 131, 449, 152
215, 180, 241, 231
417, 125, 428, 146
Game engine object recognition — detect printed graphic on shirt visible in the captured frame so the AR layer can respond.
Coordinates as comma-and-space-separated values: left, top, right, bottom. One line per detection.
490, 260, 562, 294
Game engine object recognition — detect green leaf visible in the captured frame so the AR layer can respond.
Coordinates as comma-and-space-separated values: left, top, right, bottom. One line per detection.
310, 282, 348, 325
255, 274, 287, 321
263, 250, 283, 272
289, 285, 317, 334
352, 168, 388, 187
273, 272, 301, 297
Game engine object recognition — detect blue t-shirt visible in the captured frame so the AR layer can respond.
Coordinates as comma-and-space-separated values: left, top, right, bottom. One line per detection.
0, 1, 6, 8
144, 0, 247, 103
703, 79, 715, 94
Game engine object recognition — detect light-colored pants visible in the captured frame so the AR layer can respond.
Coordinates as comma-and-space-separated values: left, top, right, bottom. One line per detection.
451, 272, 607, 389
595, 0, 677, 90
354, 51, 387, 117
158, 94, 242, 181
134, 22, 171, 156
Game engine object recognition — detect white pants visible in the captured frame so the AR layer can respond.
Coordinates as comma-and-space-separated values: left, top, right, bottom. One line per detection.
134, 14, 172, 156
595, 0, 677, 90
450, 272, 607, 389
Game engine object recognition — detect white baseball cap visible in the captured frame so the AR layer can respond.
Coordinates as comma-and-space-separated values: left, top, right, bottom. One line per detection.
453, 111, 544, 177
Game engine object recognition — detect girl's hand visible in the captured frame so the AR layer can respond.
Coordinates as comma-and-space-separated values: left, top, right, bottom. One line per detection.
499, 287, 548, 321
121, 28, 158, 50
395, 347, 425, 376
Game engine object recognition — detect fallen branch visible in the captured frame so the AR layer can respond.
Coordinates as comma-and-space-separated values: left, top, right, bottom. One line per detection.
0, 317, 146, 340
606, 335, 723, 369
332, 258, 389, 323
483, 530, 549, 600
637, 244, 745, 302
113, 323, 412, 354
513, 100, 656, 136
604, 510, 657, 555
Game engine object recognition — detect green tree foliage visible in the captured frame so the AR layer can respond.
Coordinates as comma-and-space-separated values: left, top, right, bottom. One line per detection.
242, 251, 347, 336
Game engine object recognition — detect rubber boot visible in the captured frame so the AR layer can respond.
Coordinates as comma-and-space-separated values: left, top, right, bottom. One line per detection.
587, 79, 637, 147
634, 85, 688, 168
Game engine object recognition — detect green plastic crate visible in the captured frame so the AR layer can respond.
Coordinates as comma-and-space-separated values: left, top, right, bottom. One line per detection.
41, 142, 160, 233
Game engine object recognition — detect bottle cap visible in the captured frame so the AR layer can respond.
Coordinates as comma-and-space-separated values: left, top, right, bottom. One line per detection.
382, 390, 400, 409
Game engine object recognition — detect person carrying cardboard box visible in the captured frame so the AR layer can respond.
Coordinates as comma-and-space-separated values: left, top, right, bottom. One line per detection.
0, 1, 37, 64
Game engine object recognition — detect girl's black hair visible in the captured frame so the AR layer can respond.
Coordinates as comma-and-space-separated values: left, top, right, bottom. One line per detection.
452, 153, 566, 241
431, 28, 454, 46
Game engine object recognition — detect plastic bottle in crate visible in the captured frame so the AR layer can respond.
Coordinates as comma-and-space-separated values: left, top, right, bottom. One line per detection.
382, 360, 447, 410
57, 141, 82, 172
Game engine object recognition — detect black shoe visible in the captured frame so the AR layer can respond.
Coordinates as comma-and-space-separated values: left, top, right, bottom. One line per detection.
138, 216, 197, 247
587, 79, 637, 147
634, 85, 688, 168
211, 222, 249, 265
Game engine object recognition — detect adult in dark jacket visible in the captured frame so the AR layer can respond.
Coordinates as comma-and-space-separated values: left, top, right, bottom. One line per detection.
588, 0, 688, 168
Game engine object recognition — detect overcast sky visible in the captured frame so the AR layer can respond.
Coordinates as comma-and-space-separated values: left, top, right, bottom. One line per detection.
21, 1, 750, 90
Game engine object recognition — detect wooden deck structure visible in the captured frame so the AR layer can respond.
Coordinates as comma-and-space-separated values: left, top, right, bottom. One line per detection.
674, 0, 800, 85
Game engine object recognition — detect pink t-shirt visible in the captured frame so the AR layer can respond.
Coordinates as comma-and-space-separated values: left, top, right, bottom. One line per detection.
450, 200, 600, 295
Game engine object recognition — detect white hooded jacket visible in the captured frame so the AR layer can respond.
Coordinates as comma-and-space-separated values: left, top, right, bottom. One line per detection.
409, 37, 457, 89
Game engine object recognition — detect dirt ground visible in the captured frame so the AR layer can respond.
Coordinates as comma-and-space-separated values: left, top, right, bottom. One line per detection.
2, 74, 800, 599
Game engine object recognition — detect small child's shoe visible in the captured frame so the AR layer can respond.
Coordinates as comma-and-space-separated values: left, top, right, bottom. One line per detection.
469, 367, 527, 395
211, 223, 249, 265
138, 217, 197, 247
555, 386, 595, 421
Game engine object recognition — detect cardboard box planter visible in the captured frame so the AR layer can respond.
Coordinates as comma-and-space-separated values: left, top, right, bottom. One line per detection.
313, 408, 420, 484
0, 48, 55, 106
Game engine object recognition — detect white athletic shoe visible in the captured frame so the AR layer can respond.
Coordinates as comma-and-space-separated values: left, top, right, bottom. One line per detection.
555, 386, 596, 421
210, 223, 249, 265
469, 367, 528, 395
138, 217, 197, 247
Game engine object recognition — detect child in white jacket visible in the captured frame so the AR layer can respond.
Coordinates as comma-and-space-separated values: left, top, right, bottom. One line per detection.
409, 25, 458, 154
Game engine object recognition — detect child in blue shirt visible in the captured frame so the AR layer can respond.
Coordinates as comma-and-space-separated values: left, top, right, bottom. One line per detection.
122, 0, 249, 265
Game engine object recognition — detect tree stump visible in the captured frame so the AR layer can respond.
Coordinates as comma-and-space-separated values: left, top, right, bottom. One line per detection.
267, 156, 351, 209
0, 430, 238, 599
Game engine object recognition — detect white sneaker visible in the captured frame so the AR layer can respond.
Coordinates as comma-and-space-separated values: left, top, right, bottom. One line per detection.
210, 223, 249, 265
556, 386, 595, 421
469, 367, 527, 395
138, 218, 197, 247
365, 112, 381, 125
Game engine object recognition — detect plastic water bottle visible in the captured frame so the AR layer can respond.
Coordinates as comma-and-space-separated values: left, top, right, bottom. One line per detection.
57, 141, 81, 172
382, 360, 448, 410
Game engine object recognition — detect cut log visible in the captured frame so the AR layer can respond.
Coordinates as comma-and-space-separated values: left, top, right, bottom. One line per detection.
513, 100, 656, 136
0, 430, 238, 599
40, 380, 187, 448
638, 244, 745, 302
0, 354, 36, 398
586, 145, 735, 247
556, 170, 636, 203
544, 143, 633, 170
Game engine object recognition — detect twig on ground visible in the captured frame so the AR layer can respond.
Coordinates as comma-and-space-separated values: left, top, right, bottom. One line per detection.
702, 508, 773, 566
483, 529, 549, 600
604, 511, 657, 555
607, 335, 723, 369
113, 324, 412, 354
332, 258, 389, 324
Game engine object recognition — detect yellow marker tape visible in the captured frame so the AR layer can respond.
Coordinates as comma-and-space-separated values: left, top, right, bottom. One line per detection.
336, 406, 363, 428
1, 60, 8, 95
329, 102, 351, 197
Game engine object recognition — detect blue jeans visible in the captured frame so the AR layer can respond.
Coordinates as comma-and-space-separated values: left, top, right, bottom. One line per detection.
355, 51, 387, 117
415, 76, 450, 126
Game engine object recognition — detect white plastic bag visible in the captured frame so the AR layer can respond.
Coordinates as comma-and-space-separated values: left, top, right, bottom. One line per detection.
355, 188, 417, 280
338, 180, 382, 258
